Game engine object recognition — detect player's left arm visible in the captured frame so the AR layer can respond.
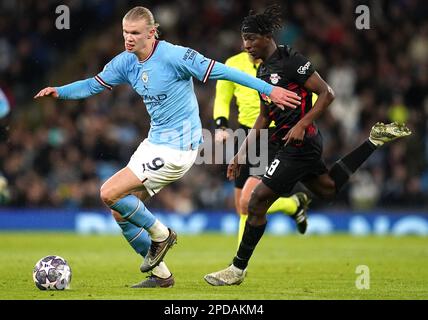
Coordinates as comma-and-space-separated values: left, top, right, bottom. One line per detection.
209, 62, 301, 110
283, 55, 335, 145
299, 72, 335, 127
169, 46, 301, 109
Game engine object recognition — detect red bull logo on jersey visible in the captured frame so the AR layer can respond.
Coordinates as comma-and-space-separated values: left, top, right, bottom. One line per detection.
269, 73, 281, 84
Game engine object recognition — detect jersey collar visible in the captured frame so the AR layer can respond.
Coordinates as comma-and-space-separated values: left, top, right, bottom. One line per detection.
139, 40, 160, 63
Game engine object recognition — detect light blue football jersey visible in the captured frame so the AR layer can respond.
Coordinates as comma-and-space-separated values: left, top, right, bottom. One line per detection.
96, 40, 218, 151
56, 40, 274, 151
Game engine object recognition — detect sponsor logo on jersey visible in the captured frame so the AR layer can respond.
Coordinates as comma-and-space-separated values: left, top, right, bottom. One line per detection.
143, 94, 168, 107
269, 73, 281, 84
143, 94, 167, 102
182, 48, 197, 62
297, 62, 311, 75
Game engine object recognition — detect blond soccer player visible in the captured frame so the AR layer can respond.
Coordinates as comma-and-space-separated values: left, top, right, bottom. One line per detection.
34, 6, 302, 288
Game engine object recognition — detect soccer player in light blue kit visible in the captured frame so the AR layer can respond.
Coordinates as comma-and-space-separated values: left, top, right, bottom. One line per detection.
34, 6, 301, 288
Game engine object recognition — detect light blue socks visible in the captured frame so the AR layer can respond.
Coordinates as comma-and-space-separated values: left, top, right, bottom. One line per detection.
117, 221, 151, 256
110, 195, 156, 229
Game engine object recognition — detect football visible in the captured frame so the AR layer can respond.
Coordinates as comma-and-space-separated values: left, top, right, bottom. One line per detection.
32, 255, 72, 290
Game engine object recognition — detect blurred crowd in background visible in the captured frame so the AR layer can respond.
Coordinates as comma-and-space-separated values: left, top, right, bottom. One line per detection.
0, 0, 427, 212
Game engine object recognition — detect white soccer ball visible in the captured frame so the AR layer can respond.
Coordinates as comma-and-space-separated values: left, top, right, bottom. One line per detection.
32, 255, 72, 290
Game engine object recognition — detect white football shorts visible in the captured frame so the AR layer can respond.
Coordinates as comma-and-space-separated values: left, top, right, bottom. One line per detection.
127, 139, 198, 196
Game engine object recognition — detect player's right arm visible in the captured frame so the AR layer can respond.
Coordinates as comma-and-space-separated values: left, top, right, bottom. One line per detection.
282, 52, 335, 146
227, 103, 270, 180
33, 78, 104, 99
34, 53, 128, 100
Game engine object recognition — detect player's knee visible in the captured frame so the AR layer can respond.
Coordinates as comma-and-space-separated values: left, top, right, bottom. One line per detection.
99, 184, 118, 207
247, 192, 264, 217
239, 195, 250, 215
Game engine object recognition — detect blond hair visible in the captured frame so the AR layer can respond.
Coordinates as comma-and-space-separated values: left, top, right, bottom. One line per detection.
123, 6, 160, 38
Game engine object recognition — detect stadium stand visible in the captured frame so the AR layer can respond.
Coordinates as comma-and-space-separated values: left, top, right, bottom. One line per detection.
0, 0, 427, 211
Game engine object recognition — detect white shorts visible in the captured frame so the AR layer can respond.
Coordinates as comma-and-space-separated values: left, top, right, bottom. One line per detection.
127, 139, 198, 196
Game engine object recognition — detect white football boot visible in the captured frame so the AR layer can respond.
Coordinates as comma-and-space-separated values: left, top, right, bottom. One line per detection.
204, 264, 247, 286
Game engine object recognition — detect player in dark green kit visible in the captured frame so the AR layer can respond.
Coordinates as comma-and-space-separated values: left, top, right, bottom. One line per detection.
205, 4, 412, 286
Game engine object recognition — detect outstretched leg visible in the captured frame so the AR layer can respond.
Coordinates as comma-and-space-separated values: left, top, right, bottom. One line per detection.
306, 122, 412, 199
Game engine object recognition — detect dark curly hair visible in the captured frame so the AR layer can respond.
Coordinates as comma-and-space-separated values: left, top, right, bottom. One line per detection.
241, 4, 283, 35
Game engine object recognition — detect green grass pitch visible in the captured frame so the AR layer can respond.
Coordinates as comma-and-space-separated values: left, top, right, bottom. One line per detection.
0, 232, 427, 300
